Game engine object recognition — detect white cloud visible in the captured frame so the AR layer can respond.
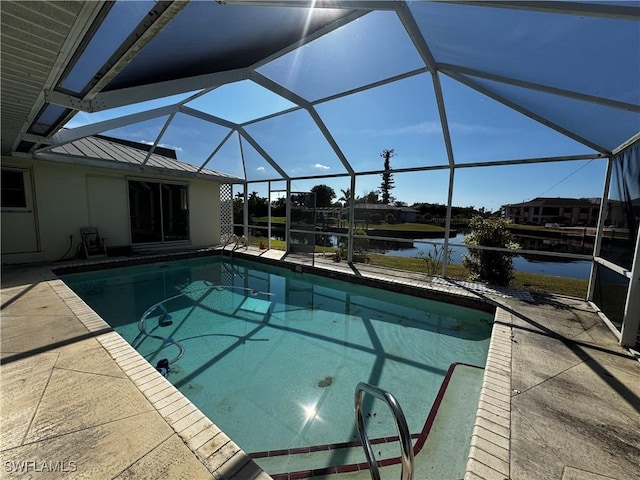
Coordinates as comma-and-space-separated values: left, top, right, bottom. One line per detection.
314, 163, 331, 170
256, 166, 265, 171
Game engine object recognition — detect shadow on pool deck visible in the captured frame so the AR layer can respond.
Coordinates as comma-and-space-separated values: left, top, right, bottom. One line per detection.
1, 247, 638, 480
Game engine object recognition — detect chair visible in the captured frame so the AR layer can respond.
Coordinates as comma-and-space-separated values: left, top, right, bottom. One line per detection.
80, 227, 107, 259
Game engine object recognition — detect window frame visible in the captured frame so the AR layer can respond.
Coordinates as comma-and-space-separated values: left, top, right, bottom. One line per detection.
126, 177, 190, 244
1, 167, 30, 212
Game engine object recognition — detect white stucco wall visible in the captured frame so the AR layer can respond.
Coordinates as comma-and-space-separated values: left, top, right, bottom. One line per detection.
1, 156, 224, 264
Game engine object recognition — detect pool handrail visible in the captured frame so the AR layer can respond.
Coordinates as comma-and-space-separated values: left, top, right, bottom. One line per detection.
355, 382, 414, 480
222, 233, 238, 249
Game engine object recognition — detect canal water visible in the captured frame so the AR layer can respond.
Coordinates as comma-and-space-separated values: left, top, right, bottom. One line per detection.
308, 230, 592, 280
386, 232, 591, 280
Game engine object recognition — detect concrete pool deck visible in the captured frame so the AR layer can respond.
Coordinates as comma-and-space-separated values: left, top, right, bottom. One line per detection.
1, 247, 639, 479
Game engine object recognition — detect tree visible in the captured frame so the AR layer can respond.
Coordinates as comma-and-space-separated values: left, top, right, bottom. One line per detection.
338, 188, 352, 207
233, 192, 244, 225
380, 149, 395, 205
462, 216, 520, 286
357, 190, 380, 204
310, 184, 336, 207
270, 197, 286, 217
247, 191, 268, 217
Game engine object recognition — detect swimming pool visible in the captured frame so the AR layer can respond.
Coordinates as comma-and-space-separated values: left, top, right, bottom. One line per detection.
61, 256, 492, 477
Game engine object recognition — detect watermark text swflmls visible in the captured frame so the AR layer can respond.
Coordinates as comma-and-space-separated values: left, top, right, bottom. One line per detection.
4, 460, 77, 473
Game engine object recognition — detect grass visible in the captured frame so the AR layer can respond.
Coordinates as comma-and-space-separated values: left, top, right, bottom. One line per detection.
247, 237, 588, 298
367, 254, 587, 297
365, 223, 446, 232
252, 218, 446, 232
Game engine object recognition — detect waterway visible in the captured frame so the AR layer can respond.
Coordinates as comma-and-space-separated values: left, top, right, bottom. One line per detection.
298, 230, 592, 280
379, 231, 592, 280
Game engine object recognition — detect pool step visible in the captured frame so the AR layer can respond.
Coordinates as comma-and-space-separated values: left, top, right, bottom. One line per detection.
250, 363, 484, 480
252, 435, 413, 479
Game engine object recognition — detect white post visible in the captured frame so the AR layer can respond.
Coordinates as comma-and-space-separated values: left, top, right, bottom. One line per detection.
286, 179, 291, 255
620, 227, 640, 347
442, 166, 455, 277
348, 174, 356, 263
268, 181, 272, 249
243, 183, 249, 240
588, 156, 613, 300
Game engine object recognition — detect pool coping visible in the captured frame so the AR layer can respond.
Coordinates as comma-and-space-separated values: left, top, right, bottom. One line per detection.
49, 250, 512, 479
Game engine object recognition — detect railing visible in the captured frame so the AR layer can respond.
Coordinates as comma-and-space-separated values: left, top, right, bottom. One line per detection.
354, 382, 414, 480
222, 233, 239, 249
221, 234, 248, 257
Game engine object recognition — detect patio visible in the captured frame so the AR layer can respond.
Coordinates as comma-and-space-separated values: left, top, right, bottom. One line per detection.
1, 248, 638, 479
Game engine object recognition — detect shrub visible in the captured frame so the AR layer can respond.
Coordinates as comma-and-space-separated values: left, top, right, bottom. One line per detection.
462, 216, 519, 286
416, 243, 452, 276
370, 213, 381, 225
337, 227, 370, 263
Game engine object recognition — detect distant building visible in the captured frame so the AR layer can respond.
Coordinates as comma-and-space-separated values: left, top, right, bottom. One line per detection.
350, 204, 419, 223
501, 197, 601, 226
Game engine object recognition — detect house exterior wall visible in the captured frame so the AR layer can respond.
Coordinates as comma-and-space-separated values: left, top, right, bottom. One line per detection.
1, 156, 222, 264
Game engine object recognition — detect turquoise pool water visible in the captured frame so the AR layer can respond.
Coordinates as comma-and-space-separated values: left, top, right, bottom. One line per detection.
61, 257, 492, 459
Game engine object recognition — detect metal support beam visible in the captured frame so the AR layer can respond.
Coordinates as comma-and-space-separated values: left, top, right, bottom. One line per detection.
10, 1, 106, 153
348, 174, 356, 264
44, 90, 92, 111
443, 69, 610, 154
243, 183, 249, 240
396, 3, 437, 73
587, 156, 614, 300
179, 105, 239, 130
251, 72, 355, 175
439, 64, 640, 113
451, 1, 640, 20
219, 1, 400, 11
442, 166, 455, 277
286, 179, 292, 254
46, 104, 178, 147
198, 130, 236, 173
143, 112, 176, 165
83, 1, 190, 100
20, 133, 53, 145
237, 127, 289, 180
268, 181, 272, 249
91, 69, 251, 112
621, 228, 640, 347
432, 72, 456, 168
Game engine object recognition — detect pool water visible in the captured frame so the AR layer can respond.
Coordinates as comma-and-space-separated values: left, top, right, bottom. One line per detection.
62, 257, 491, 460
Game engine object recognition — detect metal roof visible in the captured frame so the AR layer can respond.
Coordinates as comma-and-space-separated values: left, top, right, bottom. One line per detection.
1, 1, 639, 180
40, 134, 243, 183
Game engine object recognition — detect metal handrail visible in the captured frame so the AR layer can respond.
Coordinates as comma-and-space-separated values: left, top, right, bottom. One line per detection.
222, 233, 238, 249
354, 382, 414, 480
232, 234, 248, 251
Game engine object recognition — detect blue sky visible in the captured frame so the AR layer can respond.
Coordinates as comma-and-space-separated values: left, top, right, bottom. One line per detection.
64, 5, 636, 212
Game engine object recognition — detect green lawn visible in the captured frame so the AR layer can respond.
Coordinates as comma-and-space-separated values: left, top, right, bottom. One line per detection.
252, 218, 446, 232
247, 237, 588, 298
365, 223, 446, 232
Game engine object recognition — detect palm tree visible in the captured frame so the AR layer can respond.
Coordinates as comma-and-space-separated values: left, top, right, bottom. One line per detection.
338, 188, 352, 207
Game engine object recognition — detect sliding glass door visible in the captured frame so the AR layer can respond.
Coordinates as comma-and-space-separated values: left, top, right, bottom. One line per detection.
128, 180, 189, 244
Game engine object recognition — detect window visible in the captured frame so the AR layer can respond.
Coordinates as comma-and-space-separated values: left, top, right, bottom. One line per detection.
1, 168, 27, 209
128, 180, 189, 244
